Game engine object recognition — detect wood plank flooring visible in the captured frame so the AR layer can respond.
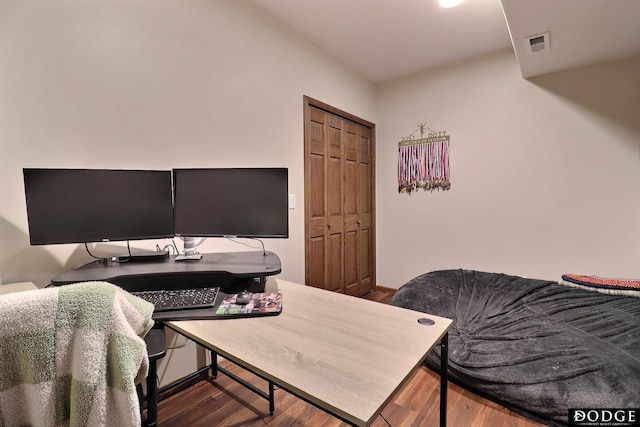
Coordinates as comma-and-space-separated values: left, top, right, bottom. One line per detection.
152, 287, 545, 427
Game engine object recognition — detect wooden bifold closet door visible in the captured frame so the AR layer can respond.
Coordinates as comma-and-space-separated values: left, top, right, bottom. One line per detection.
304, 96, 376, 296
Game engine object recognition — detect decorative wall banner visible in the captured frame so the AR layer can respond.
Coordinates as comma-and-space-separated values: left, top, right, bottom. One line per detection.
397, 123, 450, 193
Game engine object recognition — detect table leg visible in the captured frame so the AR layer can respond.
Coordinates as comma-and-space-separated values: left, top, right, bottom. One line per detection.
269, 382, 275, 414
210, 354, 276, 414
147, 359, 158, 427
144, 327, 166, 427
440, 332, 448, 427
210, 350, 218, 378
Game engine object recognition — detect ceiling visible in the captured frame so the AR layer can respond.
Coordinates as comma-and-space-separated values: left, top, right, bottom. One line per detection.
245, 0, 640, 83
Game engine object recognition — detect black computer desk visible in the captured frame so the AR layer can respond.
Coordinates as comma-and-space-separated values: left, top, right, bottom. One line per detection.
50, 251, 282, 293
50, 250, 281, 427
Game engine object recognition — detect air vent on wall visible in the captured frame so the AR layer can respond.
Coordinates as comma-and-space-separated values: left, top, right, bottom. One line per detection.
525, 31, 550, 54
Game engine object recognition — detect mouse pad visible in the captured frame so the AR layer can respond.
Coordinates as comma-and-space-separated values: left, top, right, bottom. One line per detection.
215, 292, 283, 317
152, 291, 283, 321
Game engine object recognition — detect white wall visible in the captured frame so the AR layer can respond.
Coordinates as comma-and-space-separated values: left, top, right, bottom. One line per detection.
0, 0, 375, 286
375, 50, 640, 288
0, 0, 376, 388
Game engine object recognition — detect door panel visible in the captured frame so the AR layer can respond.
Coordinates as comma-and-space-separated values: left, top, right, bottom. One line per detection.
359, 163, 371, 215
327, 157, 342, 217
344, 121, 358, 162
359, 127, 371, 164
328, 232, 344, 293
344, 229, 358, 295
309, 154, 325, 219
308, 236, 325, 289
309, 110, 325, 155
358, 227, 372, 295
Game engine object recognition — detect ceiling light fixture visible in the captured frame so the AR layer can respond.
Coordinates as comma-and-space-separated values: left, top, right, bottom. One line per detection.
439, 0, 463, 9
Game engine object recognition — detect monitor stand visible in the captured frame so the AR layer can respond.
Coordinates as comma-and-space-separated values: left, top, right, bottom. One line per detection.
175, 236, 205, 262
175, 253, 203, 261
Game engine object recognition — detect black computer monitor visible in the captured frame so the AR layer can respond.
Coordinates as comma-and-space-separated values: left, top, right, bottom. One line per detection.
23, 168, 175, 245
172, 168, 289, 239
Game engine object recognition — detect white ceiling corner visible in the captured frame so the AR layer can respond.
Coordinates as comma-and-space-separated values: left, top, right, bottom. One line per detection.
245, 0, 640, 82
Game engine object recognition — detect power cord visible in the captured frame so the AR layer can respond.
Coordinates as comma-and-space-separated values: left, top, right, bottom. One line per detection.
84, 243, 109, 264
225, 237, 267, 255
159, 240, 179, 255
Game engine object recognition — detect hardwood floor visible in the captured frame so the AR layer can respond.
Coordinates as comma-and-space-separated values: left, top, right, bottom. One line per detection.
152, 287, 544, 427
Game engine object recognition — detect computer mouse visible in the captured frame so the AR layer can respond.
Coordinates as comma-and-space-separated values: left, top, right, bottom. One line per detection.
235, 291, 252, 305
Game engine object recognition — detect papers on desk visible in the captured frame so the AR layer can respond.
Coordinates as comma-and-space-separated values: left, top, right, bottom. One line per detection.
216, 292, 283, 317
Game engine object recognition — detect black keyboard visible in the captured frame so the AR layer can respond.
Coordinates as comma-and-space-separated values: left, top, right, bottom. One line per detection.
132, 287, 220, 312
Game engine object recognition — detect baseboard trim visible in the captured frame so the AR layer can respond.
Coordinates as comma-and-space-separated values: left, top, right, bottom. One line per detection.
375, 285, 397, 295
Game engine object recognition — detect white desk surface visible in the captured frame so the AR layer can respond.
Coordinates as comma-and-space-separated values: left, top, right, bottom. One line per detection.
167, 279, 452, 426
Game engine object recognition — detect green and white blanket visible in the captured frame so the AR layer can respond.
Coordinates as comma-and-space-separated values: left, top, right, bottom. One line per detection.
0, 281, 154, 427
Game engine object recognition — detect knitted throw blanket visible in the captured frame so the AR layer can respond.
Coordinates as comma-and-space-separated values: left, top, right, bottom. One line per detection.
0, 281, 154, 427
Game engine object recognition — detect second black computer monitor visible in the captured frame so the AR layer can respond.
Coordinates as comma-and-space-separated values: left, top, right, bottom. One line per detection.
172, 168, 289, 239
